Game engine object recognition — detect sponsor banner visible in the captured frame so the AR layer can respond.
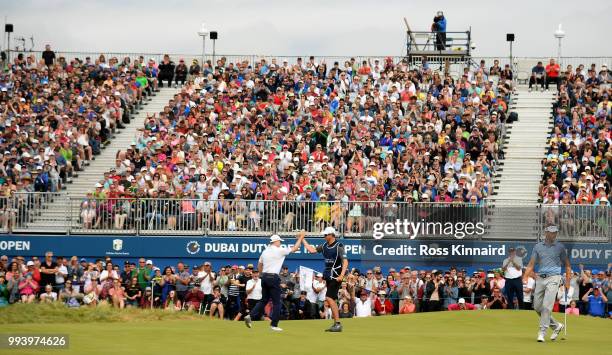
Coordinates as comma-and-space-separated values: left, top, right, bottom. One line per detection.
0, 235, 609, 271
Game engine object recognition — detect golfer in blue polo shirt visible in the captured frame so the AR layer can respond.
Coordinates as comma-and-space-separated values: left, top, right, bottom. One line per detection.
523, 225, 572, 342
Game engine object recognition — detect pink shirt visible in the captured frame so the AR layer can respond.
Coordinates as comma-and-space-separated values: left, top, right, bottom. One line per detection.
565, 307, 579, 316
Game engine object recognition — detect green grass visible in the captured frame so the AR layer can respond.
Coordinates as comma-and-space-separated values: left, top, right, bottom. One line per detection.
1, 306, 609, 355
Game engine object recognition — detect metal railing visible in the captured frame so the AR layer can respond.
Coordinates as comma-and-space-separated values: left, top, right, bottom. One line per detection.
1, 193, 609, 242
11, 50, 610, 69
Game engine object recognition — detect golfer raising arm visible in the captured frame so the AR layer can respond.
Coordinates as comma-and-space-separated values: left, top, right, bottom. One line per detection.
245, 232, 304, 331
303, 227, 348, 332
523, 225, 571, 342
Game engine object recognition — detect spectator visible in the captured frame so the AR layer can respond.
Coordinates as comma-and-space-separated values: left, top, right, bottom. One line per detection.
399, 295, 416, 314
581, 287, 608, 317
293, 290, 313, 319
175, 59, 188, 88
373, 290, 393, 315
164, 289, 182, 311
339, 302, 353, 318
448, 297, 476, 311
174, 262, 190, 302
83, 278, 102, 307
545, 58, 561, 91
125, 277, 142, 307
487, 287, 508, 309
209, 286, 226, 319
502, 247, 523, 310
529, 61, 545, 92
556, 282, 575, 313
40, 284, 57, 303
565, 300, 580, 316
354, 291, 372, 317
19, 271, 38, 303
522, 272, 535, 310
0, 274, 9, 307
39, 251, 58, 291
157, 55, 175, 88
246, 270, 262, 316
41, 44, 56, 66
108, 278, 126, 308
184, 283, 205, 312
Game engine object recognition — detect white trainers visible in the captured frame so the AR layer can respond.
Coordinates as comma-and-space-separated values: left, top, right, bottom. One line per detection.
244, 315, 252, 328
270, 326, 283, 332
550, 323, 564, 341
537, 332, 545, 342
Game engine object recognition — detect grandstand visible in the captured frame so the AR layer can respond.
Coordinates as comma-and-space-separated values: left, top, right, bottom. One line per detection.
0, 50, 609, 243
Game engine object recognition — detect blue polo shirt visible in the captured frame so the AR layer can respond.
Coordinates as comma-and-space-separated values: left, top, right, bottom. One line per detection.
530, 240, 568, 276
586, 294, 606, 317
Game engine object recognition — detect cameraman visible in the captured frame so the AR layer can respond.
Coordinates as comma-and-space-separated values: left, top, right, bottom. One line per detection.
432, 11, 447, 50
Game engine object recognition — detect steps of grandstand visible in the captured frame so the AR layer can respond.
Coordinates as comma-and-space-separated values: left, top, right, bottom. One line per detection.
22, 87, 180, 233
488, 86, 555, 239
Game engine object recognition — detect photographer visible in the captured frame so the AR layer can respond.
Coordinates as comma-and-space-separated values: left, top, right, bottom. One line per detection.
432, 11, 447, 50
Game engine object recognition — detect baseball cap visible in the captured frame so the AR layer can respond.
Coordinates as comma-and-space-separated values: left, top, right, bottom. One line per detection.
316, 273, 323, 277
545, 225, 559, 232
270, 235, 284, 243
322, 226, 336, 236
26, 261, 34, 266
458, 298, 466, 304
145, 260, 153, 265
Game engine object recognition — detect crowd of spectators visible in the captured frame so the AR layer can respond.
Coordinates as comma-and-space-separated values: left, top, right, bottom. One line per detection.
80, 54, 513, 233
1, 253, 610, 319
0, 45, 159, 231
539, 61, 611, 235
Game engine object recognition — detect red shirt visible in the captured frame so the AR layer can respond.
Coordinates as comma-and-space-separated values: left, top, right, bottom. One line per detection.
546, 64, 560, 78
374, 298, 394, 315
448, 303, 476, 311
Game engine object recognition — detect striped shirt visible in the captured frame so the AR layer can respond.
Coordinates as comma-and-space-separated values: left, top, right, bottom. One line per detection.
530, 240, 568, 276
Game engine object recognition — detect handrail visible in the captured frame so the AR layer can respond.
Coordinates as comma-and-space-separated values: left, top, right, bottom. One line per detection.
0, 193, 608, 242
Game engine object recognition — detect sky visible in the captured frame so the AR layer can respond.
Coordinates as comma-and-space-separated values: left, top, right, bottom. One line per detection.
2, 0, 610, 58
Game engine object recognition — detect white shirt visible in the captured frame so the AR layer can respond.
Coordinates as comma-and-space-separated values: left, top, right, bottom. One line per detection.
246, 278, 262, 300
259, 245, 291, 274
198, 271, 216, 295
502, 256, 523, 279
355, 298, 372, 317
313, 279, 327, 302
56, 265, 68, 284
557, 286, 575, 305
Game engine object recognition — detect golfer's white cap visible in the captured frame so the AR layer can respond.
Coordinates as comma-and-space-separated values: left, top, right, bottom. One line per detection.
458, 298, 466, 304
545, 225, 559, 233
322, 226, 337, 236
270, 235, 284, 243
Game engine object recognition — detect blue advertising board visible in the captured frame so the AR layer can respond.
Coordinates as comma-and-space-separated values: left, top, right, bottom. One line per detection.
0, 235, 610, 273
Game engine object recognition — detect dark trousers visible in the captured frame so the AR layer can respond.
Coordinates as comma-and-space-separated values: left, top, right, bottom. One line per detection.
175, 75, 187, 86
546, 76, 559, 90
250, 273, 281, 327
522, 301, 533, 310
529, 76, 545, 88
435, 32, 446, 50
504, 277, 524, 309
158, 73, 174, 87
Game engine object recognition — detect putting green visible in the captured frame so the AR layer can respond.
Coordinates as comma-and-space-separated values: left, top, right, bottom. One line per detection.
2, 310, 609, 355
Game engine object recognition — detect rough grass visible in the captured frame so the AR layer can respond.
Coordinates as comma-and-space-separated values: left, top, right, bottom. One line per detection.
0, 302, 201, 324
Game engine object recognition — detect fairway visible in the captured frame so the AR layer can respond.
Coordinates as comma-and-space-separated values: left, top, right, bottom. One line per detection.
2, 311, 609, 355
